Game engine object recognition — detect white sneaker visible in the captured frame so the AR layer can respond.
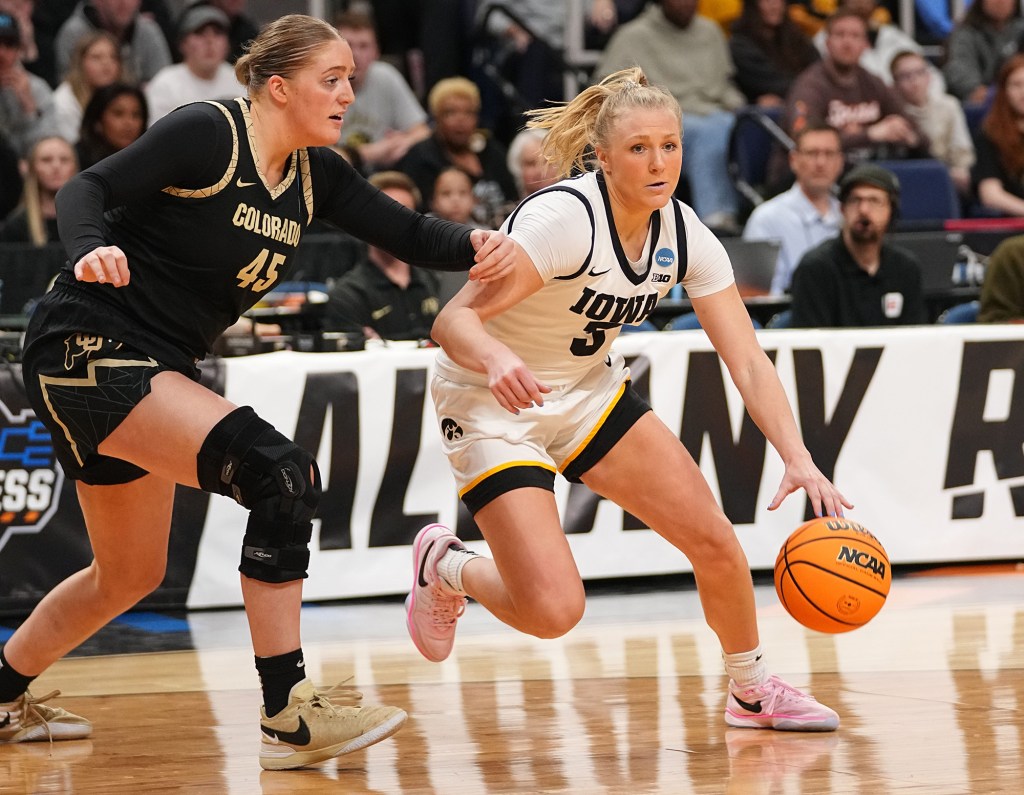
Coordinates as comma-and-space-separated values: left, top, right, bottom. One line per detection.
405, 523, 468, 662
725, 676, 839, 732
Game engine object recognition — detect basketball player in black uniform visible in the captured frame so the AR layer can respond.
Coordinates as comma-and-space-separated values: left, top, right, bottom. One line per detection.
0, 14, 515, 770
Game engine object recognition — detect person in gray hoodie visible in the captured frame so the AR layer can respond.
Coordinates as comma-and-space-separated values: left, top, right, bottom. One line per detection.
54, 0, 170, 84
943, 0, 1024, 103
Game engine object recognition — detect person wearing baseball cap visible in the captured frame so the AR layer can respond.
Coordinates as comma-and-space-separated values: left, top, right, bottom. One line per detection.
143, 4, 244, 125
788, 162, 928, 327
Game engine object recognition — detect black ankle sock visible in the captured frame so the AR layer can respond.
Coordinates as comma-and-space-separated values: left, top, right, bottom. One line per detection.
255, 648, 306, 717
0, 646, 35, 703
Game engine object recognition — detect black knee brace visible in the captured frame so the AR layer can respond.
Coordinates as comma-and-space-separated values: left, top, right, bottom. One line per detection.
197, 406, 322, 583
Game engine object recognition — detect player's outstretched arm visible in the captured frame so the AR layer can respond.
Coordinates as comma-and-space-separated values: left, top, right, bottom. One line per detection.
467, 229, 517, 283
692, 285, 853, 518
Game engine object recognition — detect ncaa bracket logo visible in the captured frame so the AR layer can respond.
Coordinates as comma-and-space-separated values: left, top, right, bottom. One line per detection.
654, 248, 675, 267
0, 399, 64, 555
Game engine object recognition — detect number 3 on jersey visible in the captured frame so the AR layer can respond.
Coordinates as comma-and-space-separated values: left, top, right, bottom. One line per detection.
236, 248, 286, 292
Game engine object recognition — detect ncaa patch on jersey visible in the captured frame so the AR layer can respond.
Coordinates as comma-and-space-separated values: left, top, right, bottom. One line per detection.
654, 248, 675, 267
0, 400, 65, 555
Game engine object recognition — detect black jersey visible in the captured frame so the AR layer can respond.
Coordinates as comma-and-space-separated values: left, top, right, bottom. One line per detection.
45, 98, 478, 365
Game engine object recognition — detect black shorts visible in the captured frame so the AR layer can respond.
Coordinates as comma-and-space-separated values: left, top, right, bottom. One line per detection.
561, 380, 651, 483
22, 288, 200, 485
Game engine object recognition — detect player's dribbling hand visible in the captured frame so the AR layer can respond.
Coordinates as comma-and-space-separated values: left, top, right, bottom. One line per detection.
468, 229, 517, 283
486, 348, 551, 414
768, 453, 854, 519
74, 246, 130, 287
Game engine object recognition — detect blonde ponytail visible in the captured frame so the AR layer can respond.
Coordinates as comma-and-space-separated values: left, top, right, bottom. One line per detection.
525, 67, 680, 178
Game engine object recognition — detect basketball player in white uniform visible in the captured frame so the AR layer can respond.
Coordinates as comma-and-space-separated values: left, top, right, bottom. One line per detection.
408, 68, 851, 732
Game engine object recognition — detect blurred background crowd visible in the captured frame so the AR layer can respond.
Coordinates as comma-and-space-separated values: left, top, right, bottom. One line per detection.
2, 0, 1024, 339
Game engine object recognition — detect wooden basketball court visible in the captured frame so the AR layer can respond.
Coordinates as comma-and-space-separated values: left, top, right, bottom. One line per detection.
2, 564, 1022, 794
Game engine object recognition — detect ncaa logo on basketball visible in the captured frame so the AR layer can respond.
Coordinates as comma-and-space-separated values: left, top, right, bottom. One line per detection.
0, 399, 64, 555
836, 545, 887, 579
654, 248, 675, 267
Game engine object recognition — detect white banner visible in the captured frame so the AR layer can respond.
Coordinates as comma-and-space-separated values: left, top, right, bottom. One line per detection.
187, 326, 1024, 608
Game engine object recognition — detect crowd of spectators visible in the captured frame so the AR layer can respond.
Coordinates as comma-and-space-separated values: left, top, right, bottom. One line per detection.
2, 0, 1024, 334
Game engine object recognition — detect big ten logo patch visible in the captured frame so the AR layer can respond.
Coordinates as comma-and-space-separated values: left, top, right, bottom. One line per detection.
0, 400, 64, 554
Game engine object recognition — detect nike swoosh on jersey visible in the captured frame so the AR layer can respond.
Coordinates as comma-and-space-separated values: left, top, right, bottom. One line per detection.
261, 716, 311, 746
588, 266, 611, 276
236, 178, 257, 188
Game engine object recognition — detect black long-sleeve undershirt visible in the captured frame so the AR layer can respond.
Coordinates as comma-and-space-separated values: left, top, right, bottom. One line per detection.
56, 101, 477, 273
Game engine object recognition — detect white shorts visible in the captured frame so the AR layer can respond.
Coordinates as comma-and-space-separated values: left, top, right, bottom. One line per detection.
431, 354, 651, 514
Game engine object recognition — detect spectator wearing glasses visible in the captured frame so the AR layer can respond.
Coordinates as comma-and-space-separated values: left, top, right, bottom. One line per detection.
742, 124, 843, 294
789, 163, 926, 327
890, 50, 975, 197
784, 10, 927, 167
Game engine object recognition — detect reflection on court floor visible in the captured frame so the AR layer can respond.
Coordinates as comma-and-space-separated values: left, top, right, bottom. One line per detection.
1, 567, 1022, 793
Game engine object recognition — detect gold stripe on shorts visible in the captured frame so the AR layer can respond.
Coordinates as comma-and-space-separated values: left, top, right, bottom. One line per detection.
558, 382, 627, 475
38, 356, 158, 466
458, 460, 557, 499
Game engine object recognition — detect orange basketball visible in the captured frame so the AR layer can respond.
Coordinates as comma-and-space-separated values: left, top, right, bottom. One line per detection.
774, 517, 891, 633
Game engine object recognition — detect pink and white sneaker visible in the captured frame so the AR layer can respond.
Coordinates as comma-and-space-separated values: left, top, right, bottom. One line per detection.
725, 675, 839, 732
405, 523, 468, 662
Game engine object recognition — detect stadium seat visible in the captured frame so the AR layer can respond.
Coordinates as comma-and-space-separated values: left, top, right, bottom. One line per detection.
938, 301, 979, 324
962, 101, 990, 143
872, 159, 961, 227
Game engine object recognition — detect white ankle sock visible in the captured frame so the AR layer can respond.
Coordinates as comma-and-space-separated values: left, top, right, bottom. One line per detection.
723, 645, 768, 687
436, 547, 478, 595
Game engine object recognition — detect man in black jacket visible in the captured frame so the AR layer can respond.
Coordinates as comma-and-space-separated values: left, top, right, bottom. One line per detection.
323, 170, 442, 341
789, 163, 927, 327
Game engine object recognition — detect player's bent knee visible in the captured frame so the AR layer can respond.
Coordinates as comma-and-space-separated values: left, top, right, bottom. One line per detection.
676, 514, 739, 562
529, 609, 584, 639
94, 557, 167, 606
196, 406, 322, 583
522, 592, 585, 639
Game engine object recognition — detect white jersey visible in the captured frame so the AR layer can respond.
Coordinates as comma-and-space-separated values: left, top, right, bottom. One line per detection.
436, 171, 735, 387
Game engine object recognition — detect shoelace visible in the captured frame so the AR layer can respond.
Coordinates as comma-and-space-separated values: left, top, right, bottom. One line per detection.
758, 676, 816, 712
19, 689, 62, 746
304, 690, 346, 718
428, 585, 466, 626
316, 679, 363, 707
